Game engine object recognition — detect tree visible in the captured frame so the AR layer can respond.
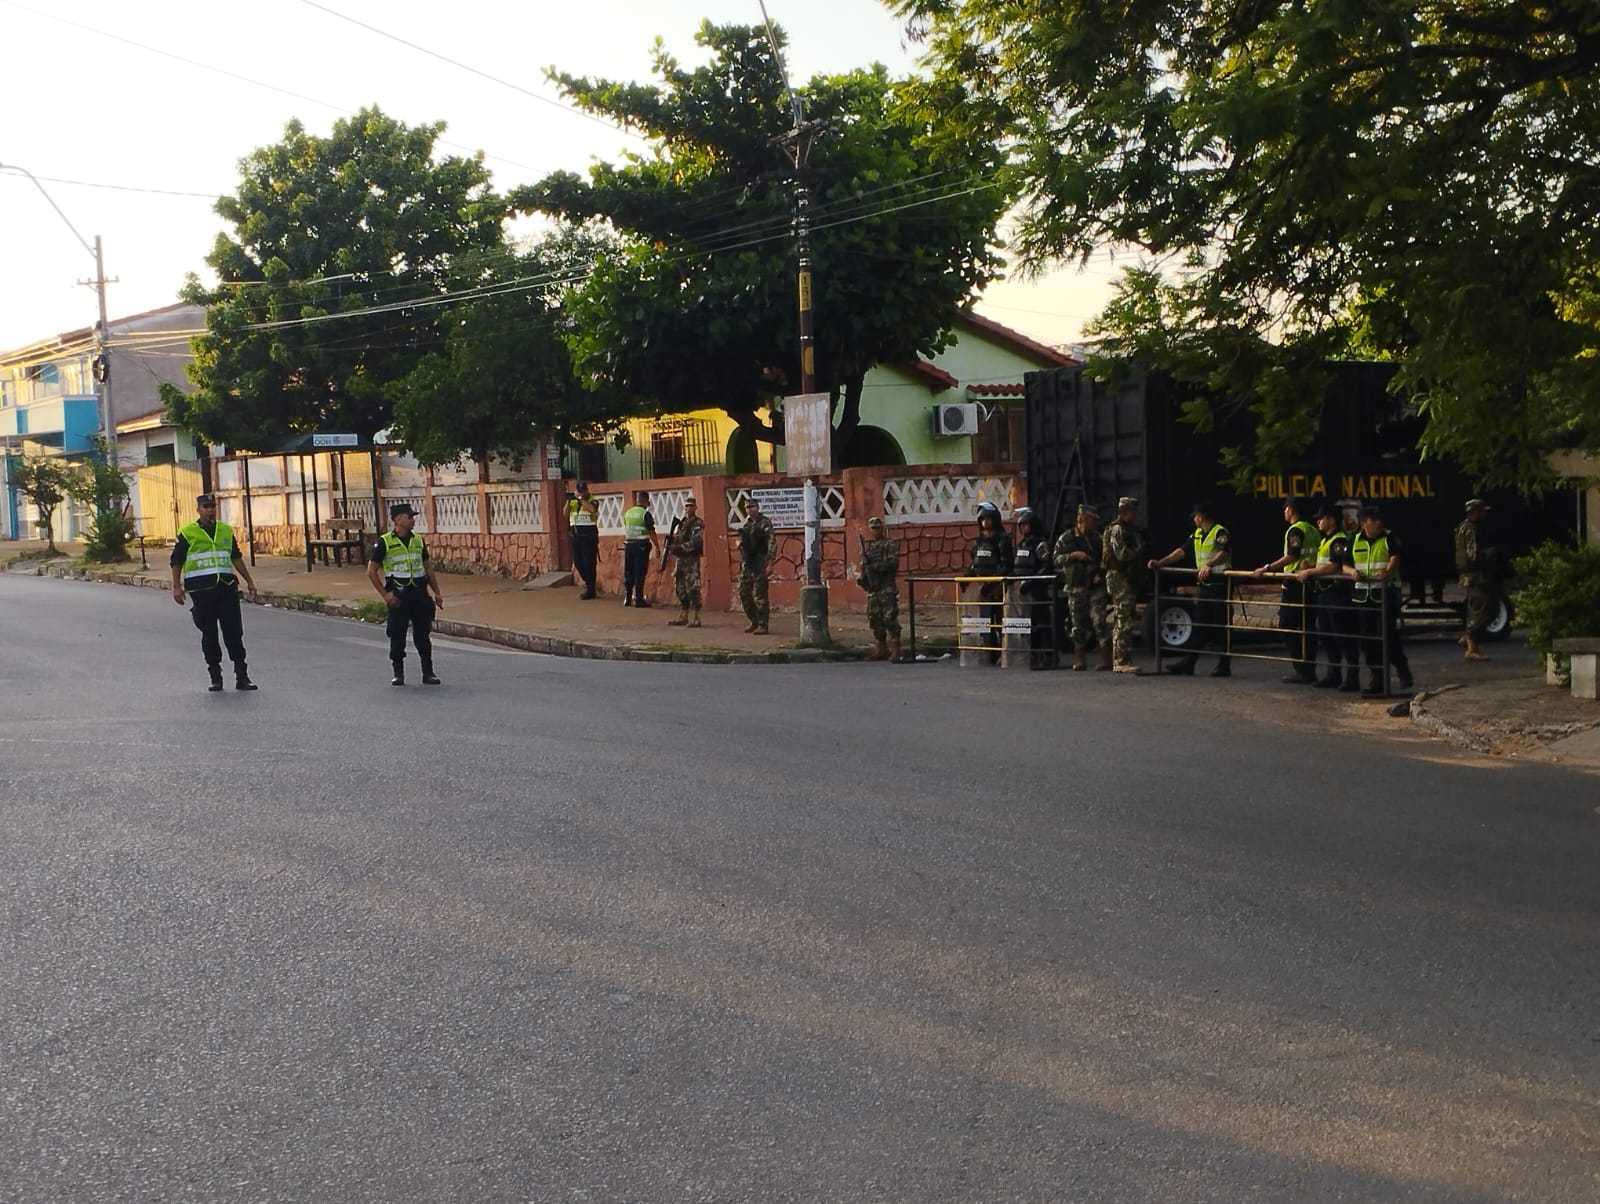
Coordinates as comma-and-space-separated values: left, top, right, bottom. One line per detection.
514, 22, 1006, 461
163, 107, 504, 451
894, 0, 1600, 488
390, 228, 636, 468
65, 438, 133, 563
13, 456, 78, 554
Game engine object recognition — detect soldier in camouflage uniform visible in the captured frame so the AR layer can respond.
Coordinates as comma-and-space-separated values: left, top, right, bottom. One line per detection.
860, 516, 901, 661
1454, 497, 1500, 662
1100, 496, 1147, 674
665, 497, 706, 628
1054, 503, 1111, 671
738, 497, 776, 634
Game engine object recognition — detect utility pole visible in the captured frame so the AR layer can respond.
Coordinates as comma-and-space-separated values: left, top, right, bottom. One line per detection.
82, 235, 119, 470
760, 4, 832, 644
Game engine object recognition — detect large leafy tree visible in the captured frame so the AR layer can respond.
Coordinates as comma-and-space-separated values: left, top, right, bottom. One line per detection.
894, 0, 1600, 488
391, 228, 636, 467
165, 107, 504, 451
513, 21, 1006, 460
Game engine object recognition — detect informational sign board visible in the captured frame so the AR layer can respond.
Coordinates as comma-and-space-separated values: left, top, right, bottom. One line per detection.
311, 432, 359, 448
1002, 617, 1033, 633
750, 486, 807, 528
783, 393, 833, 477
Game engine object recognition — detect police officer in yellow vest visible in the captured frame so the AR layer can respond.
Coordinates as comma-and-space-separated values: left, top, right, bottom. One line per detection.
1149, 501, 1233, 676
366, 502, 445, 685
170, 492, 259, 691
1252, 497, 1321, 684
566, 479, 600, 600
1348, 504, 1413, 696
621, 490, 658, 608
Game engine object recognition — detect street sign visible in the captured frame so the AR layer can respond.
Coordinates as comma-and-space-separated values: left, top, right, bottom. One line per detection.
311, 433, 359, 448
750, 486, 807, 527
783, 393, 832, 476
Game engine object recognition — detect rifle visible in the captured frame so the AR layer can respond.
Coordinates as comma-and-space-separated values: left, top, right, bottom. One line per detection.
857, 532, 876, 592
659, 515, 682, 573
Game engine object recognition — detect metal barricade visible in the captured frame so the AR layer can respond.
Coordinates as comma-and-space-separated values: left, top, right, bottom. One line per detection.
902, 575, 1059, 668
1150, 566, 1399, 695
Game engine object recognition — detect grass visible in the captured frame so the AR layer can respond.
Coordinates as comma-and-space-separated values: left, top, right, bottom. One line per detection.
1, 547, 68, 569
353, 600, 388, 623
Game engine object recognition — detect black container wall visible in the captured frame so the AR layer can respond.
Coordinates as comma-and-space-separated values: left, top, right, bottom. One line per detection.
1024, 361, 1577, 583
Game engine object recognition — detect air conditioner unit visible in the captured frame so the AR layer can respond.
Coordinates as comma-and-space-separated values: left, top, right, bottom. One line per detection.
932, 402, 980, 437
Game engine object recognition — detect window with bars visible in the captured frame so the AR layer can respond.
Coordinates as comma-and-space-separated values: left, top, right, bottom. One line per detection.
640, 418, 719, 479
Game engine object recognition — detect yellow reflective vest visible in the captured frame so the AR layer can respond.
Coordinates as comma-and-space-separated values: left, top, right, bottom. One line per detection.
380, 531, 427, 585
178, 521, 237, 590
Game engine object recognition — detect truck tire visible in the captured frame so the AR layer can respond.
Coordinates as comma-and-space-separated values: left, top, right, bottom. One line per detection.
1482, 597, 1515, 642
1154, 599, 1198, 650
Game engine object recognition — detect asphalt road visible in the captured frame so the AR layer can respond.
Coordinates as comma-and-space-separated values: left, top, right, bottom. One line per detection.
2, 573, 1597, 1203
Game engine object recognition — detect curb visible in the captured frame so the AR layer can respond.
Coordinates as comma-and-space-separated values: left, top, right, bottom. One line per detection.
22, 560, 866, 667
1408, 691, 1498, 754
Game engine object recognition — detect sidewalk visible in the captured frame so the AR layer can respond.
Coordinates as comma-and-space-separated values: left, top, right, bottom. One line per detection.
7, 542, 1599, 767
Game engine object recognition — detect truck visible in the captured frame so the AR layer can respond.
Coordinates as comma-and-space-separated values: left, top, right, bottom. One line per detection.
1023, 360, 1579, 647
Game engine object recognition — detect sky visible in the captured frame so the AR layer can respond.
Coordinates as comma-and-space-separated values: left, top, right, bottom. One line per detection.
0, 0, 1122, 355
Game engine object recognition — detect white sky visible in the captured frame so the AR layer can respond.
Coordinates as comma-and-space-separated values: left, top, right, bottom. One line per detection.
0, 0, 1120, 354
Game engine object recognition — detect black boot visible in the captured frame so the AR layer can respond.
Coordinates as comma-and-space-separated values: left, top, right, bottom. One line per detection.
421, 660, 440, 685
1361, 671, 1385, 697
1313, 667, 1342, 689
207, 665, 224, 692
234, 665, 257, 691
1164, 655, 1196, 675
391, 659, 405, 686
1209, 656, 1232, 678
1339, 668, 1362, 693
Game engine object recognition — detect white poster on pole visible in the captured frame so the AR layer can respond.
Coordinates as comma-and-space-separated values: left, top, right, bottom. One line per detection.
783, 393, 832, 477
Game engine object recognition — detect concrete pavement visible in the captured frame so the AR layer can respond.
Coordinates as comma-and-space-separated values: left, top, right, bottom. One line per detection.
7, 540, 1599, 768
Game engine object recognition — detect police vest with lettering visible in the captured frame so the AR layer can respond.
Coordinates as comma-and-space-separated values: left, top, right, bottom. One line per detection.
1284, 519, 1319, 573
1313, 533, 1349, 593
179, 521, 237, 591
623, 505, 649, 542
381, 531, 427, 585
567, 497, 598, 529
1350, 531, 1393, 602
1191, 524, 1229, 573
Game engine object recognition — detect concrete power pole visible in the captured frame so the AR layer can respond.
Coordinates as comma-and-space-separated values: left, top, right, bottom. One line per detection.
83, 235, 119, 470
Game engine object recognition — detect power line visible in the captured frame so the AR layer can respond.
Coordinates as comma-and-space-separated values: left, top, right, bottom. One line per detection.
297, 0, 643, 141
0, 171, 218, 200
0, 0, 542, 175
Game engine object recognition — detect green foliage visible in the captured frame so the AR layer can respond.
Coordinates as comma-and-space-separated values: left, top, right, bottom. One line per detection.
514, 21, 1006, 459
1512, 540, 1600, 675
391, 228, 636, 467
80, 509, 135, 563
896, 0, 1600, 488
12, 456, 78, 552
167, 107, 504, 452
353, 600, 389, 623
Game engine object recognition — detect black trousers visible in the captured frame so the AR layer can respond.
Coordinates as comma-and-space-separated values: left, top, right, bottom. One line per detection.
1278, 580, 1315, 674
387, 587, 435, 663
570, 530, 598, 592
1188, 579, 1231, 662
1356, 591, 1410, 675
623, 541, 651, 603
190, 586, 247, 669
1313, 589, 1359, 668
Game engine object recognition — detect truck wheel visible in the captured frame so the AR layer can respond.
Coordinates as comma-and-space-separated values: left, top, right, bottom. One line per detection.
1482, 597, 1515, 642
1156, 599, 1197, 649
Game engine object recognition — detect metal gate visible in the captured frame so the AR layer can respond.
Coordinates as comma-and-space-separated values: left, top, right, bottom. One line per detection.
131, 459, 204, 541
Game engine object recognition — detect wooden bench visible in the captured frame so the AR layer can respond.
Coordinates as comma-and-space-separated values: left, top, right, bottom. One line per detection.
1552, 638, 1600, 701
307, 519, 369, 568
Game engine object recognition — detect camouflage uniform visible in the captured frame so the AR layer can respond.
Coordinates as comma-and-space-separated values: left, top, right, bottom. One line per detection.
1100, 500, 1147, 669
1454, 506, 1501, 640
1053, 523, 1109, 650
862, 533, 901, 641
671, 513, 706, 609
738, 510, 776, 629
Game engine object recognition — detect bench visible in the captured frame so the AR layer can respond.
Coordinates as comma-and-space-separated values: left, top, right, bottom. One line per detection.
1552, 638, 1600, 701
307, 519, 369, 568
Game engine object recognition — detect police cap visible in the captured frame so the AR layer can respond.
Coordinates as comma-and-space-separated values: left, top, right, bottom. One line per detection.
1464, 497, 1489, 512
1360, 504, 1383, 519
390, 502, 417, 518
1283, 497, 1305, 514
195, 493, 217, 507
1190, 500, 1213, 517
1313, 502, 1339, 520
